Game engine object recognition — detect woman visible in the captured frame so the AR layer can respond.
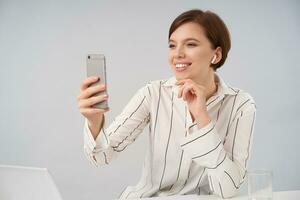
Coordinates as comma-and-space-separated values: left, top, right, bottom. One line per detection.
77, 9, 256, 199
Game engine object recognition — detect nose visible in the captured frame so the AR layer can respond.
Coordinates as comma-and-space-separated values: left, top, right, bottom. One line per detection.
174, 45, 185, 58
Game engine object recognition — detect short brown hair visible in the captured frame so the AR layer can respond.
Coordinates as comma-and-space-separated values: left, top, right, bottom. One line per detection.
169, 9, 231, 71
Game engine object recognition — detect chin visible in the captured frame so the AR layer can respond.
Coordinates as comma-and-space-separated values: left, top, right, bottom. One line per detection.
174, 73, 190, 81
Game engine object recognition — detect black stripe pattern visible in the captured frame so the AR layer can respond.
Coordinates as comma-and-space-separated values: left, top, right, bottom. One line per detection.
112, 114, 150, 152
223, 91, 239, 144
159, 91, 174, 190
192, 141, 222, 160
181, 125, 215, 147
83, 76, 257, 199
109, 96, 147, 136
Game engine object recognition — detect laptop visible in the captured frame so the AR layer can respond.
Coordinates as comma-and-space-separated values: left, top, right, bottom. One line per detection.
0, 164, 63, 200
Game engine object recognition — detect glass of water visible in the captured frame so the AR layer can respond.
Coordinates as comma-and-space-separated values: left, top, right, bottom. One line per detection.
247, 169, 273, 200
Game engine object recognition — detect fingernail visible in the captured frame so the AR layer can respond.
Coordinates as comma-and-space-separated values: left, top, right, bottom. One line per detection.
94, 76, 99, 80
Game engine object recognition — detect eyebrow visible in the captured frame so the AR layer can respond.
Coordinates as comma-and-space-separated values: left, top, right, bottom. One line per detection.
168, 38, 200, 43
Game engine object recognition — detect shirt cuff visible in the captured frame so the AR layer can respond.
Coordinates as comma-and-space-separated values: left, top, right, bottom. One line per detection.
179, 121, 223, 168
83, 119, 109, 154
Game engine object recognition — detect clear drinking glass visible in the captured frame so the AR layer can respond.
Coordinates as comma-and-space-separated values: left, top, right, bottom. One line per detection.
247, 169, 273, 200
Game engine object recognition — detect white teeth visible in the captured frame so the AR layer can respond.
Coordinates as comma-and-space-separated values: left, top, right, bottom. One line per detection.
175, 63, 190, 68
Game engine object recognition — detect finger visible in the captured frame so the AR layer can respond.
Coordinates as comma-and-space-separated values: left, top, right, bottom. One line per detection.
175, 81, 185, 86
178, 82, 190, 99
80, 76, 100, 91
80, 107, 110, 115
178, 85, 183, 98
175, 81, 184, 86
175, 79, 192, 85
182, 84, 195, 101
178, 81, 191, 98
78, 94, 108, 108
78, 84, 106, 100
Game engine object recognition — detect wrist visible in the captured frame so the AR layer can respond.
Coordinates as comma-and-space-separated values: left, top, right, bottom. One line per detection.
195, 111, 211, 128
87, 115, 104, 139
88, 114, 104, 126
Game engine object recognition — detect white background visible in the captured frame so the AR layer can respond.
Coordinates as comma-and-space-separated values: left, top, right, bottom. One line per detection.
0, 0, 299, 199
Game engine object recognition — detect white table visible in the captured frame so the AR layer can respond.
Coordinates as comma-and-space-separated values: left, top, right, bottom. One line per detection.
137, 190, 300, 200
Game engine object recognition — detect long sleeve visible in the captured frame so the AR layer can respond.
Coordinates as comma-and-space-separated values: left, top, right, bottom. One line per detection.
83, 84, 151, 166
179, 96, 256, 198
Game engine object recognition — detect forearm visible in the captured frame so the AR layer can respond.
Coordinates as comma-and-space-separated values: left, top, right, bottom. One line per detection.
180, 125, 243, 198
83, 83, 152, 166
181, 107, 256, 198
207, 155, 244, 198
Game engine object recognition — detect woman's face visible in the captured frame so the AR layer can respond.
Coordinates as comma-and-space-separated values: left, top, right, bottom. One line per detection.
168, 22, 216, 82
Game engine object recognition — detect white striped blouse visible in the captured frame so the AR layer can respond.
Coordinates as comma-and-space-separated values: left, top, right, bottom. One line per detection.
83, 73, 256, 199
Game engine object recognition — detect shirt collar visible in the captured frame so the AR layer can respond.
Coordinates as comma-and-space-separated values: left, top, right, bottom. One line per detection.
162, 73, 237, 96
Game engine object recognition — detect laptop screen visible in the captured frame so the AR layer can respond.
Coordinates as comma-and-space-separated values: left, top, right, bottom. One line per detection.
0, 165, 63, 200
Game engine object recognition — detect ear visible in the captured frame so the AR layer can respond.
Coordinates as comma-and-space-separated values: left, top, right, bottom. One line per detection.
214, 47, 222, 64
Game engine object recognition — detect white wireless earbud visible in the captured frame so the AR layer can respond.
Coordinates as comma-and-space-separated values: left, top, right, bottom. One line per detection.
211, 55, 217, 64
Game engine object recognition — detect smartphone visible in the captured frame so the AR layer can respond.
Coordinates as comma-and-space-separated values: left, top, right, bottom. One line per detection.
86, 54, 108, 109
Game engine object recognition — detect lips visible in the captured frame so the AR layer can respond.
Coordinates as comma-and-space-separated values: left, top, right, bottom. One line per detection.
175, 63, 192, 68
174, 62, 191, 72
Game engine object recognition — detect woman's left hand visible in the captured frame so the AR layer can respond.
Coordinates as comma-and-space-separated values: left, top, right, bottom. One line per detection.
176, 79, 211, 127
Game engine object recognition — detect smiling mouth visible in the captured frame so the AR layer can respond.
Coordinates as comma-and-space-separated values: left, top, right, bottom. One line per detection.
175, 63, 192, 68
174, 63, 191, 72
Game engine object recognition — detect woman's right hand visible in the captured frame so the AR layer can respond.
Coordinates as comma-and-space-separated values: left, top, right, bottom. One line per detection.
77, 76, 109, 136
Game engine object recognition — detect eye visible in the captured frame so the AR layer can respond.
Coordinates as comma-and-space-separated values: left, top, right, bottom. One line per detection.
168, 44, 175, 49
187, 43, 197, 47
